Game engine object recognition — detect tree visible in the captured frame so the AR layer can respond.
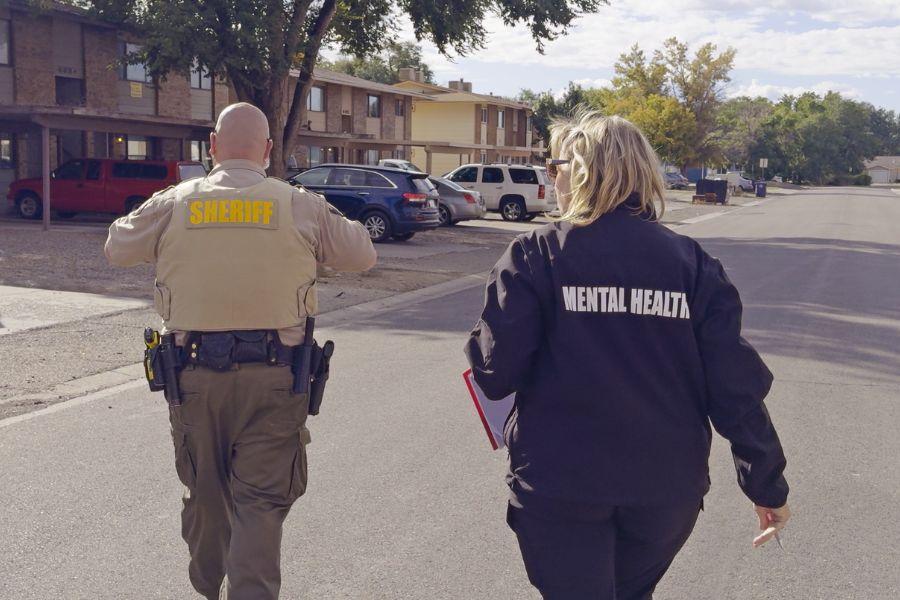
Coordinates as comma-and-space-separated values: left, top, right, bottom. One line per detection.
321, 41, 436, 85
518, 83, 594, 143
714, 96, 773, 172
85, 0, 606, 176
624, 95, 697, 166
652, 38, 736, 164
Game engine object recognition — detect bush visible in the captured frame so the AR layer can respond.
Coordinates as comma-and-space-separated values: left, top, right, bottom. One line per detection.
826, 173, 871, 186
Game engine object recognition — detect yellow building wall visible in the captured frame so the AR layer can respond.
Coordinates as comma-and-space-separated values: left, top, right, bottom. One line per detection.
411, 101, 475, 144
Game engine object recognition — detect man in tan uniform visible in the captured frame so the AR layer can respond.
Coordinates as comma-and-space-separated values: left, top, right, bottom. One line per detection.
105, 102, 376, 599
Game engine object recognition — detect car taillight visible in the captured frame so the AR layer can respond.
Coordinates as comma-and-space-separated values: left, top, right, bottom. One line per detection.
538, 184, 545, 200
402, 192, 428, 205
463, 193, 477, 204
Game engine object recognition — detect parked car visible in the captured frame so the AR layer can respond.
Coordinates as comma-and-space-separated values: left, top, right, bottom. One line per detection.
289, 164, 440, 242
664, 172, 690, 189
7, 158, 206, 220
377, 159, 425, 172
428, 176, 486, 226
443, 163, 556, 221
710, 171, 755, 192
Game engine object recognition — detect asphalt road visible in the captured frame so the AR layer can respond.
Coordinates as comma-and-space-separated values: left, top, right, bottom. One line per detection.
2, 187, 898, 599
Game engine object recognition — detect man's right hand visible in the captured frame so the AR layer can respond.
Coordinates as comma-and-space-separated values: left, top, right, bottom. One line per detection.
752, 503, 791, 548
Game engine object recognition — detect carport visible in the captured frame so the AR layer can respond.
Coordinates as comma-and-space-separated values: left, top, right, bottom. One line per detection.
0, 106, 211, 230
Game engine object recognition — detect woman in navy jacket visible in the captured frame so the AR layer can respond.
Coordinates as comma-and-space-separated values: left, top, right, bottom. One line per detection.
464, 111, 791, 600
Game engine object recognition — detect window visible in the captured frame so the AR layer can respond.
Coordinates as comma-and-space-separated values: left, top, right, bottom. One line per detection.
509, 168, 538, 184
190, 60, 212, 90
365, 149, 379, 165
498, 110, 505, 129
395, 99, 405, 117
0, 134, 12, 169
85, 160, 102, 181
391, 147, 405, 160
479, 152, 487, 164
179, 163, 207, 181
307, 86, 325, 112
121, 43, 151, 83
308, 146, 324, 166
55, 77, 85, 107
190, 140, 210, 166
367, 95, 381, 118
54, 160, 84, 180
481, 108, 488, 124
126, 136, 150, 160
0, 20, 9, 65
449, 166, 477, 183
112, 162, 167, 179
327, 168, 368, 187
364, 171, 394, 188
296, 167, 331, 187
481, 167, 504, 183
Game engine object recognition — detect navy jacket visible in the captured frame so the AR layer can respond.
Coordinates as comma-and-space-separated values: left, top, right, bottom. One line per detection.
465, 201, 789, 508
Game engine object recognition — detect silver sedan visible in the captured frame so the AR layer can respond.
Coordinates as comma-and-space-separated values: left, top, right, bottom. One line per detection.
429, 176, 486, 226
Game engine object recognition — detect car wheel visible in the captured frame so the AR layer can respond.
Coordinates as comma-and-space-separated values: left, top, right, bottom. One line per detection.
438, 204, 452, 227
16, 192, 42, 220
361, 211, 393, 243
56, 211, 77, 219
392, 232, 415, 241
500, 198, 526, 221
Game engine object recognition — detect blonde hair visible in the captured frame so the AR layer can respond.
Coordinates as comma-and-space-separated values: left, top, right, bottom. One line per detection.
549, 109, 666, 225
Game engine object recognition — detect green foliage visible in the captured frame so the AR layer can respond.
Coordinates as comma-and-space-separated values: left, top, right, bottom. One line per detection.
320, 41, 435, 84
714, 96, 774, 171
517, 83, 596, 143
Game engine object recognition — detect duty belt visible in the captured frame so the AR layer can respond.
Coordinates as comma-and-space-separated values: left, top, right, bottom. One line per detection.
180, 330, 295, 371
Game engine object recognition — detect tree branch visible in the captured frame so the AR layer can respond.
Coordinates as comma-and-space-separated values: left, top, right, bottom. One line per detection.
282, 0, 338, 151
283, 0, 311, 62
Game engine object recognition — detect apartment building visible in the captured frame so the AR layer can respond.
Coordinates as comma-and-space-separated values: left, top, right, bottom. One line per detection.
293, 68, 428, 169
393, 69, 541, 176
0, 1, 230, 199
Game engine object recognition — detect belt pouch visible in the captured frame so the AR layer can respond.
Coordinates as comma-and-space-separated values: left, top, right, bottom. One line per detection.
198, 332, 235, 371
233, 330, 270, 363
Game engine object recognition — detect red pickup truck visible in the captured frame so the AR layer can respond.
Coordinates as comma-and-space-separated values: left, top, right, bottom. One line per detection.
7, 158, 207, 219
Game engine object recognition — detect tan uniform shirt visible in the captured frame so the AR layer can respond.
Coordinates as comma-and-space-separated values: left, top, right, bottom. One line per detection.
105, 159, 377, 344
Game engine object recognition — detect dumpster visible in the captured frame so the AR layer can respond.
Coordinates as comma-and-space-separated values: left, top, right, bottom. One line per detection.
696, 179, 728, 204
755, 181, 767, 198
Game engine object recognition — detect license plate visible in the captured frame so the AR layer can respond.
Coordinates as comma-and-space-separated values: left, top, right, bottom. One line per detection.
427, 199, 436, 208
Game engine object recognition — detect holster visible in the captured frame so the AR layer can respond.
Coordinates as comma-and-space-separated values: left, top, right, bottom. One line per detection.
143, 329, 182, 406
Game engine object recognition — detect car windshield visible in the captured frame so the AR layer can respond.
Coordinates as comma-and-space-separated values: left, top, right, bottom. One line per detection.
434, 177, 464, 192
412, 177, 436, 194
179, 164, 207, 181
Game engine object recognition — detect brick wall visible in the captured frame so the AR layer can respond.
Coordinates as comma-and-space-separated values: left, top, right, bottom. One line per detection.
382, 93, 396, 141
325, 84, 343, 132
159, 138, 183, 160
13, 14, 54, 105
158, 73, 191, 119
474, 105, 482, 145
214, 80, 233, 119
83, 25, 118, 114
352, 89, 367, 134
486, 106, 498, 146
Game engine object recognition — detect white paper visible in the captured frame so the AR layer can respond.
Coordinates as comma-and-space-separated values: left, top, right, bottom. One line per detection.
463, 369, 515, 450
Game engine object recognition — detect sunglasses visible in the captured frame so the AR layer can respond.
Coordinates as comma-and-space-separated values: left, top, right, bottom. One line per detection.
545, 158, 570, 180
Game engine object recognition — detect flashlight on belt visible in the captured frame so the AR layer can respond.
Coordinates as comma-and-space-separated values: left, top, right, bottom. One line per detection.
143, 328, 164, 392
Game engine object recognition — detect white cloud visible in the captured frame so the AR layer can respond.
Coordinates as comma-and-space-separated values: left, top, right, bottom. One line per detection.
728, 78, 862, 100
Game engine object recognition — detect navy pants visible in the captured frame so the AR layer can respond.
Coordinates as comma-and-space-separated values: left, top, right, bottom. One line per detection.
507, 500, 701, 600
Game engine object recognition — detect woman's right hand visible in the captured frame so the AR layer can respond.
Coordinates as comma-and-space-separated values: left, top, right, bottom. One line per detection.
752, 503, 791, 548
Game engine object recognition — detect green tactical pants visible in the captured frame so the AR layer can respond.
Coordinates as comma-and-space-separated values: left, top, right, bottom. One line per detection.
169, 363, 311, 600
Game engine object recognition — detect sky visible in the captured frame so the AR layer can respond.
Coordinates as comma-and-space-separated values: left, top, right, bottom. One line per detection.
379, 0, 900, 112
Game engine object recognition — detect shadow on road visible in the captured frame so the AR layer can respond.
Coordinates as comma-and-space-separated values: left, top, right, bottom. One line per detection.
342, 236, 900, 384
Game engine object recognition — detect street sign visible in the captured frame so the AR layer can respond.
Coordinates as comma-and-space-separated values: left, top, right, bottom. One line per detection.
759, 158, 769, 168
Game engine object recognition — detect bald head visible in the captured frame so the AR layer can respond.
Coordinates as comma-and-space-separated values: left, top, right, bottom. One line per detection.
209, 102, 273, 168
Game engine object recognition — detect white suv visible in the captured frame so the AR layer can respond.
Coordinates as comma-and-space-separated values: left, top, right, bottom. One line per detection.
443, 163, 557, 221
